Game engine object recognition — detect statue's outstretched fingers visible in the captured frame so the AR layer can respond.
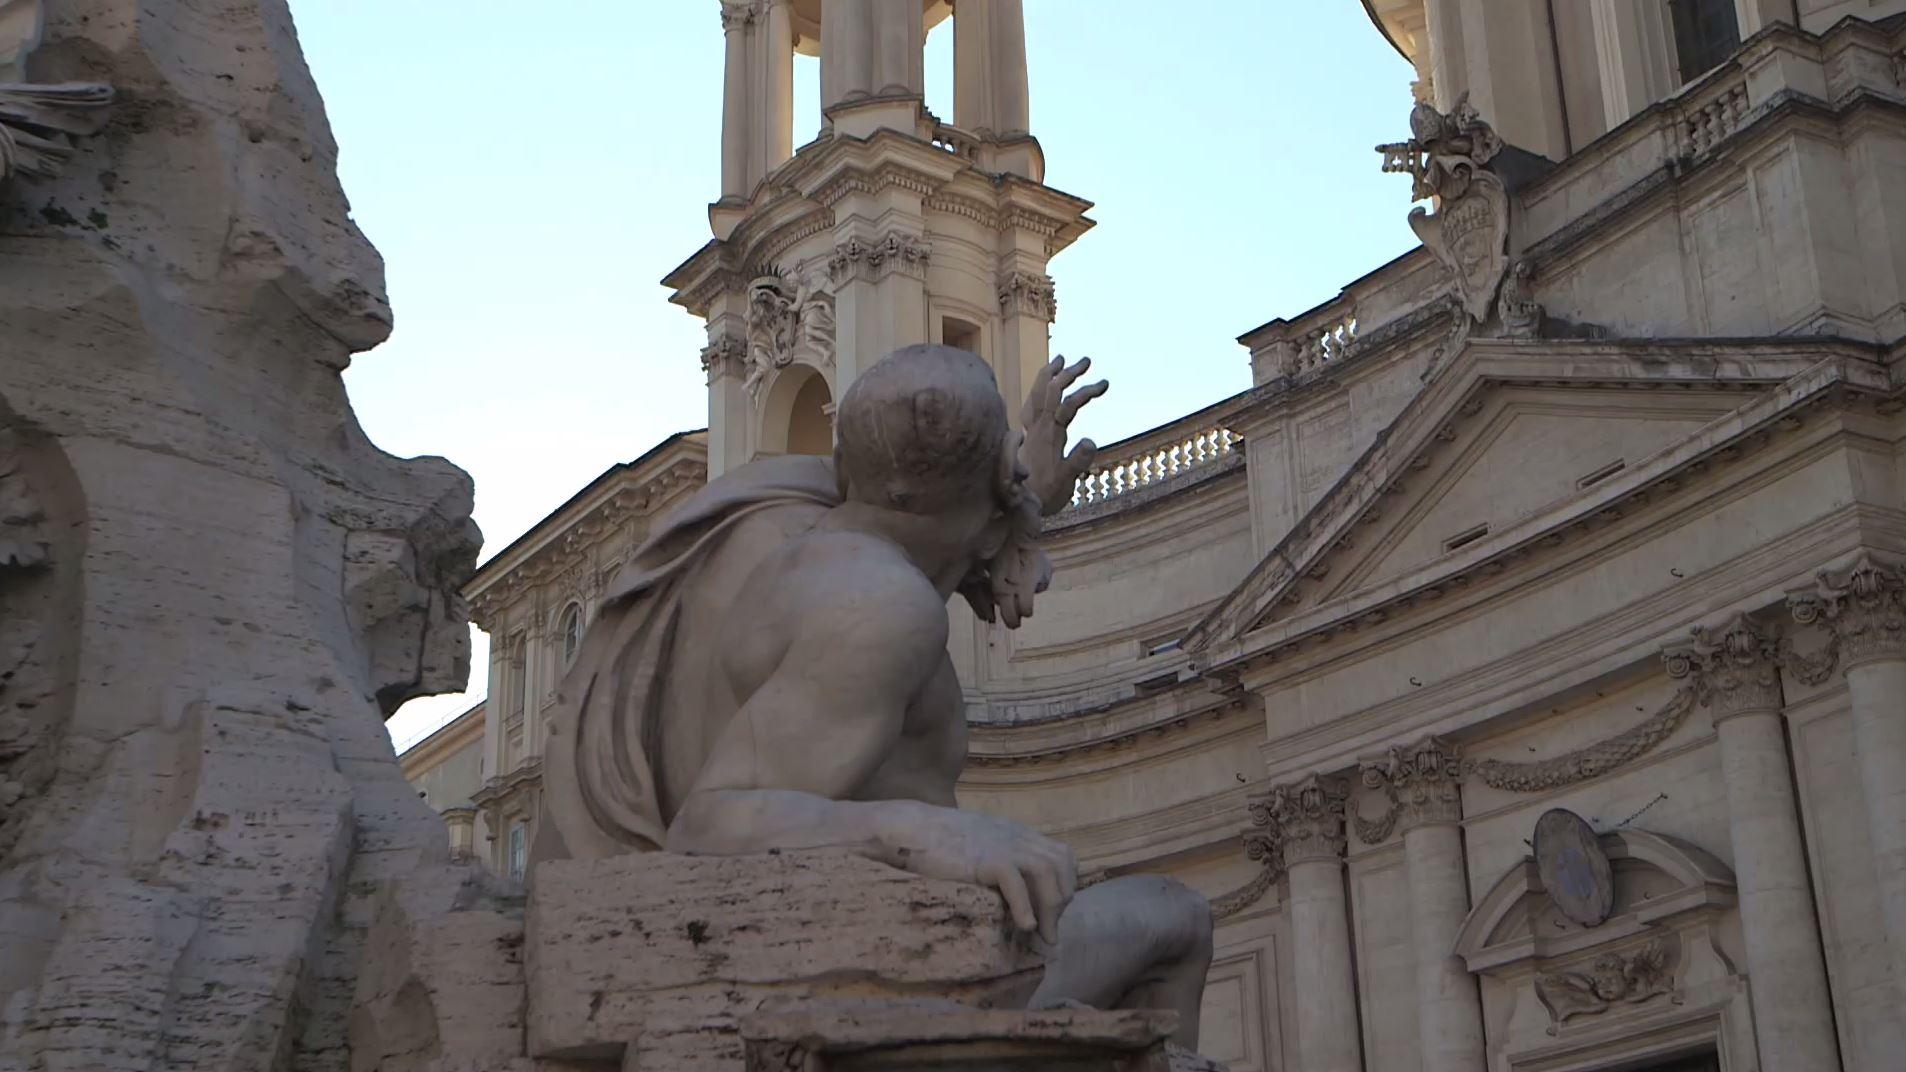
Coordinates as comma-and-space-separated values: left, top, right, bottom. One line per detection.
986, 860, 1038, 935
1057, 380, 1108, 427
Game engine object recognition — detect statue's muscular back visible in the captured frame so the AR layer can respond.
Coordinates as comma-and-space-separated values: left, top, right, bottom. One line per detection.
656, 503, 968, 825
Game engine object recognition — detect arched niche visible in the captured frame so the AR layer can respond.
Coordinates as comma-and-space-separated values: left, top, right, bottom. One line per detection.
1453, 828, 1755, 1068
758, 362, 834, 458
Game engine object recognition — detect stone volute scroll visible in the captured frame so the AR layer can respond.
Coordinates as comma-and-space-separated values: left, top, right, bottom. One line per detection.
1250, 772, 1349, 865
1662, 611, 1783, 719
1377, 92, 1510, 325
1788, 550, 1906, 669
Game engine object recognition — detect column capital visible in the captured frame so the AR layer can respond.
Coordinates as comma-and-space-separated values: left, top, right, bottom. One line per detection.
997, 270, 1057, 323
1363, 734, 1464, 833
1249, 773, 1349, 865
700, 333, 747, 382
719, 0, 760, 33
1663, 612, 1782, 719
1788, 551, 1906, 670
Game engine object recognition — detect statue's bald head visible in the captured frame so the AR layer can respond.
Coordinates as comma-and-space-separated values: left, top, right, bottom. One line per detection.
834, 344, 1010, 514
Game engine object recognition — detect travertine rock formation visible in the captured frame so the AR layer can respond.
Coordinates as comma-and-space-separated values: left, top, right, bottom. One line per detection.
0, 2, 483, 1069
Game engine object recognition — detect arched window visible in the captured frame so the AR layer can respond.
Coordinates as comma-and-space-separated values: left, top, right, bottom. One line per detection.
560, 603, 583, 667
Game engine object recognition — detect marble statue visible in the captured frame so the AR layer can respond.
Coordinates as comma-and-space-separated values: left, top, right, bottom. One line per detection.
538, 345, 1213, 1046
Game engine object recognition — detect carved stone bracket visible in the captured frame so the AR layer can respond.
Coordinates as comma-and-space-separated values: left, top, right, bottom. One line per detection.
743, 273, 835, 403
1498, 260, 1543, 338
1663, 613, 1782, 718
0, 82, 114, 183
1362, 735, 1463, 836
1248, 774, 1348, 865
827, 230, 930, 286
1468, 689, 1696, 792
1377, 93, 1511, 325
997, 271, 1057, 322
1788, 551, 1906, 670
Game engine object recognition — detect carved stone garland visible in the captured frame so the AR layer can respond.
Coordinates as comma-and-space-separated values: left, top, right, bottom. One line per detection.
827, 230, 930, 286
998, 271, 1057, 322
1467, 688, 1696, 793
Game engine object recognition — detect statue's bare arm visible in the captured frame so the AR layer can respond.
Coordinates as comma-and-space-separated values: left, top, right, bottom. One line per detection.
664, 547, 1076, 941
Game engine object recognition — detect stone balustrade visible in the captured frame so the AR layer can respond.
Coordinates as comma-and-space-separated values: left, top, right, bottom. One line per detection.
1069, 426, 1241, 510
1675, 75, 1749, 158
930, 121, 982, 162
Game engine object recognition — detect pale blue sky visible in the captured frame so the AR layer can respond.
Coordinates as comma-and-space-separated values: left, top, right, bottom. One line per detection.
284, 2, 1418, 749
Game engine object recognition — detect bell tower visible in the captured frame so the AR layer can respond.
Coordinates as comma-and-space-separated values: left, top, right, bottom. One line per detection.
665, 0, 1093, 477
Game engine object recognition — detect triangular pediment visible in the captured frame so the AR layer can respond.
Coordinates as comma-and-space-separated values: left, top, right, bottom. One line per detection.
1318, 388, 1741, 602
1184, 339, 1887, 655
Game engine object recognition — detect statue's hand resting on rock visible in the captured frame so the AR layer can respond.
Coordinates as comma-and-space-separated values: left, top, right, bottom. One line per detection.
540, 345, 1212, 1049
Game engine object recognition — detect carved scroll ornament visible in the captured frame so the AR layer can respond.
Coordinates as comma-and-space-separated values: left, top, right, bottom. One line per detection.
0, 82, 113, 182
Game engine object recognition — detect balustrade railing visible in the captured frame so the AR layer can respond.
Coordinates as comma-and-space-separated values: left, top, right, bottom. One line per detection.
1676, 77, 1748, 158
1069, 426, 1241, 510
930, 122, 981, 162
1291, 312, 1359, 376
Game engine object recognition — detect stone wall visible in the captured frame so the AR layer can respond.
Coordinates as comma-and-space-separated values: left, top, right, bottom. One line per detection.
0, 2, 487, 1069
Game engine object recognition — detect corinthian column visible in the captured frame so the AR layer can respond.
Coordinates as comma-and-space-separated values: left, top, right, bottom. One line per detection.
1665, 613, 1841, 1069
1791, 552, 1906, 1012
1367, 737, 1484, 1072
1251, 775, 1362, 1072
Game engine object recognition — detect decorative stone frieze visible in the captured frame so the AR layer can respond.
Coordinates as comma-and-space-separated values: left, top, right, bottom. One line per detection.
1663, 612, 1782, 718
1788, 551, 1906, 670
0, 83, 115, 183
1377, 92, 1510, 324
1362, 735, 1463, 834
1534, 937, 1678, 1027
998, 270, 1057, 322
1248, 774, 1348, 865
827, 230, 931, 285
743, 273, 835, 402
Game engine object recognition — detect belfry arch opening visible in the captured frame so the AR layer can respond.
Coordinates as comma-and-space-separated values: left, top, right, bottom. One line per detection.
759, 364, 834, 458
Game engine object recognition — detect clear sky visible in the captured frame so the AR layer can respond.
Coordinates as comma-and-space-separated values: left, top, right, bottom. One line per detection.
283, 1, 1420, 751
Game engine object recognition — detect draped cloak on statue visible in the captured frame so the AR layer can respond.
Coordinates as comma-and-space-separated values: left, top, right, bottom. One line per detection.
534, 454, 841, 866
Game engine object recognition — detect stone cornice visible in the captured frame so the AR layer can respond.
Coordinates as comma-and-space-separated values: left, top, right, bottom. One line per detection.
465, 440, 708, 630
1188, 341, 1892, 669
962, 687, 1255, 774
396, 701, 485, 775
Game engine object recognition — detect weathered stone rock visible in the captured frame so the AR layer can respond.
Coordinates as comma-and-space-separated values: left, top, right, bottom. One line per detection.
0, 2, 481, 1069
526, 851, 1045, 1071
739, 999, 1182, 1071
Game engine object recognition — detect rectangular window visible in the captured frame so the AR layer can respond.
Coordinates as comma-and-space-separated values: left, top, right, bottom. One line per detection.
507, 822, 527, 878
1669, 0, 1741, 82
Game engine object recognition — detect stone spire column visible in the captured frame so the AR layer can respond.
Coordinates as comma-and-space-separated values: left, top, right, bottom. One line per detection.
820, 0, 872, 110
718, 1, 753, 200
1665, 613, 1841, 1069
1367, 737, 1485, 1072
757, 0, 794, 177
1251, 775, 1363, 1072
1790, 552, 1906, 1008
953, 0, 1030, 137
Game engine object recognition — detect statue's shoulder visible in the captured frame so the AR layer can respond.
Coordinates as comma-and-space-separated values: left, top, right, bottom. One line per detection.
770, 530, 948, 637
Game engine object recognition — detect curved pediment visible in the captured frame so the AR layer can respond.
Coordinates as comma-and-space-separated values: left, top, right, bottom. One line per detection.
1455, 828, 1737, 974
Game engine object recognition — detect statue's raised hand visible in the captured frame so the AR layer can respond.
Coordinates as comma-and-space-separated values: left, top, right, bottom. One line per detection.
1019, 356, 1108, 517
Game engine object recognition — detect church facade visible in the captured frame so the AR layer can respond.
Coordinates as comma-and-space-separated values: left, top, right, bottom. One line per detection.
401, 2, 1906, 1070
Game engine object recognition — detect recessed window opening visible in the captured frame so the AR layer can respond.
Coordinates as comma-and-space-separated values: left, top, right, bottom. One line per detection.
560, 603, 583, 667
1668, 0, 1741, 83
1578, 458, 1627, 490
942, 315, 981, 356
1443, 523, 1490, 553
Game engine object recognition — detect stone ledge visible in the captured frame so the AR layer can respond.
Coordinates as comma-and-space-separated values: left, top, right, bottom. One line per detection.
740, 998, 1185, 1071
526, 850, 1043, 1069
